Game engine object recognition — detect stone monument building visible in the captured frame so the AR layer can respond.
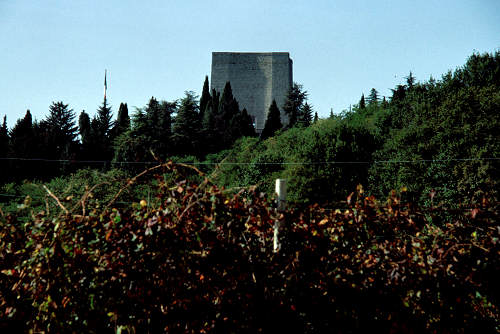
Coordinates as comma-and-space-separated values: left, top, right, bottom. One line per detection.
210, 52, 293, 131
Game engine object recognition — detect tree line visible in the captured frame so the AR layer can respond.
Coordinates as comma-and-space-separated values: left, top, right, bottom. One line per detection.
213, 51, 500, 206
2, 51, 497, 207
0, 77, 315, 182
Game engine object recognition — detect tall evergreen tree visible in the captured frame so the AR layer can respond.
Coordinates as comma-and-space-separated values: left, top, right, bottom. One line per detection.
199, 76, 211, 121
171, 91, 201, 156
218, 82, 239, 125
367, 88, 379, 106
261, 100, 282, 140
283, 83, 307, 128
145, 97, 161, 141
0, 115, 8, 158
313, 112, 319, 123
391, 85, 407, 103
201, 102, 217, 153
113, 107, 148, 166
93, 97, 114, 161
211, 88, 220, 118
299, 102, 313, 126
78, 110, 92, 159
0, 115, 8, 182
406, 71, 416, 88
381, 96, 388, 108
96, 97, 114, 140
157, 100, 176, 158
9, 110, 35, 180
359, 94, 366, 109
113, 103, 130, 136
44, 101, 78, 159
10, 110, 33, 156
217, 82, 241, 148
230, 108, 256, 139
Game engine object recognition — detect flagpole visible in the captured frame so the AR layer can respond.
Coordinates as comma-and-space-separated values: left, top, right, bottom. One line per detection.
104, 69, 107, 101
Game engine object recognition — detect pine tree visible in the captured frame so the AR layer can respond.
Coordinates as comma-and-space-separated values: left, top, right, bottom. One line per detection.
171, 91, 201, 156
283, 83, 307, 128
199, 76, 211, 121
299, 102, 313, 126
406, 71, 416, 88
329, 109, 334, 119
93, 97, 114, 161
261, 100, 282, 140
45, 101, 78, 159
313, 112, 319, 123
96, 97, 114, 140
368, 88, 379, 106
157, 100, 176, 158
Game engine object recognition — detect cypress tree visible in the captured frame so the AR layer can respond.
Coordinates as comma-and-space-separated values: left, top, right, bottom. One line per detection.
199, 76, 211, 121
218, 82, 239, 125
217, 82, 241, 147
211, 88, 220, 118
261, 100, 282, 140
239, 108, 256, 137
0, 116, 8, 182
201, 101, 218, 153
145, 97, 161, 142
9, 110, 35, 180
0, 115, 8, 158
79, 110, 92, 159
359, 94, 366, 109
114, 103, 130, 136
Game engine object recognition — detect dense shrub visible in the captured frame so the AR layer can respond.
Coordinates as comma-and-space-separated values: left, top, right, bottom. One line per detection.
1, 164, 498, 333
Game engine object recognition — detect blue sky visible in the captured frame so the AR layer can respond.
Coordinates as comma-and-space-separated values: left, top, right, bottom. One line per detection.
1, 0, 499, 128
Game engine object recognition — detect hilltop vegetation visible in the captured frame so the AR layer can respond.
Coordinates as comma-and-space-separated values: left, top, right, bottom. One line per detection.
213, 52, 500, 206
0, 52, 499, 332
1, 52, 498, 208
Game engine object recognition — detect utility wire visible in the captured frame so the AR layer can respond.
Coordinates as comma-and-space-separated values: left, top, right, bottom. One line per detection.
0, 157, 499, 165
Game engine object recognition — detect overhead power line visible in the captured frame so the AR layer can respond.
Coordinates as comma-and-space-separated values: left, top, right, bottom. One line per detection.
0, 157, 499, 165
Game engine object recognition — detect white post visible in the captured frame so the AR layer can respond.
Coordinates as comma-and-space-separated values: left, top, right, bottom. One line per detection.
273, 179, 287, 253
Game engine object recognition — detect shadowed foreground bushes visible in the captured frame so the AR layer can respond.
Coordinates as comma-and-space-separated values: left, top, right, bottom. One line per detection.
1, 164, 498, 333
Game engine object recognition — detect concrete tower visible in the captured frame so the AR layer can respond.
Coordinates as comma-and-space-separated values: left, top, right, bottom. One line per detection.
210, 52, 293, 131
